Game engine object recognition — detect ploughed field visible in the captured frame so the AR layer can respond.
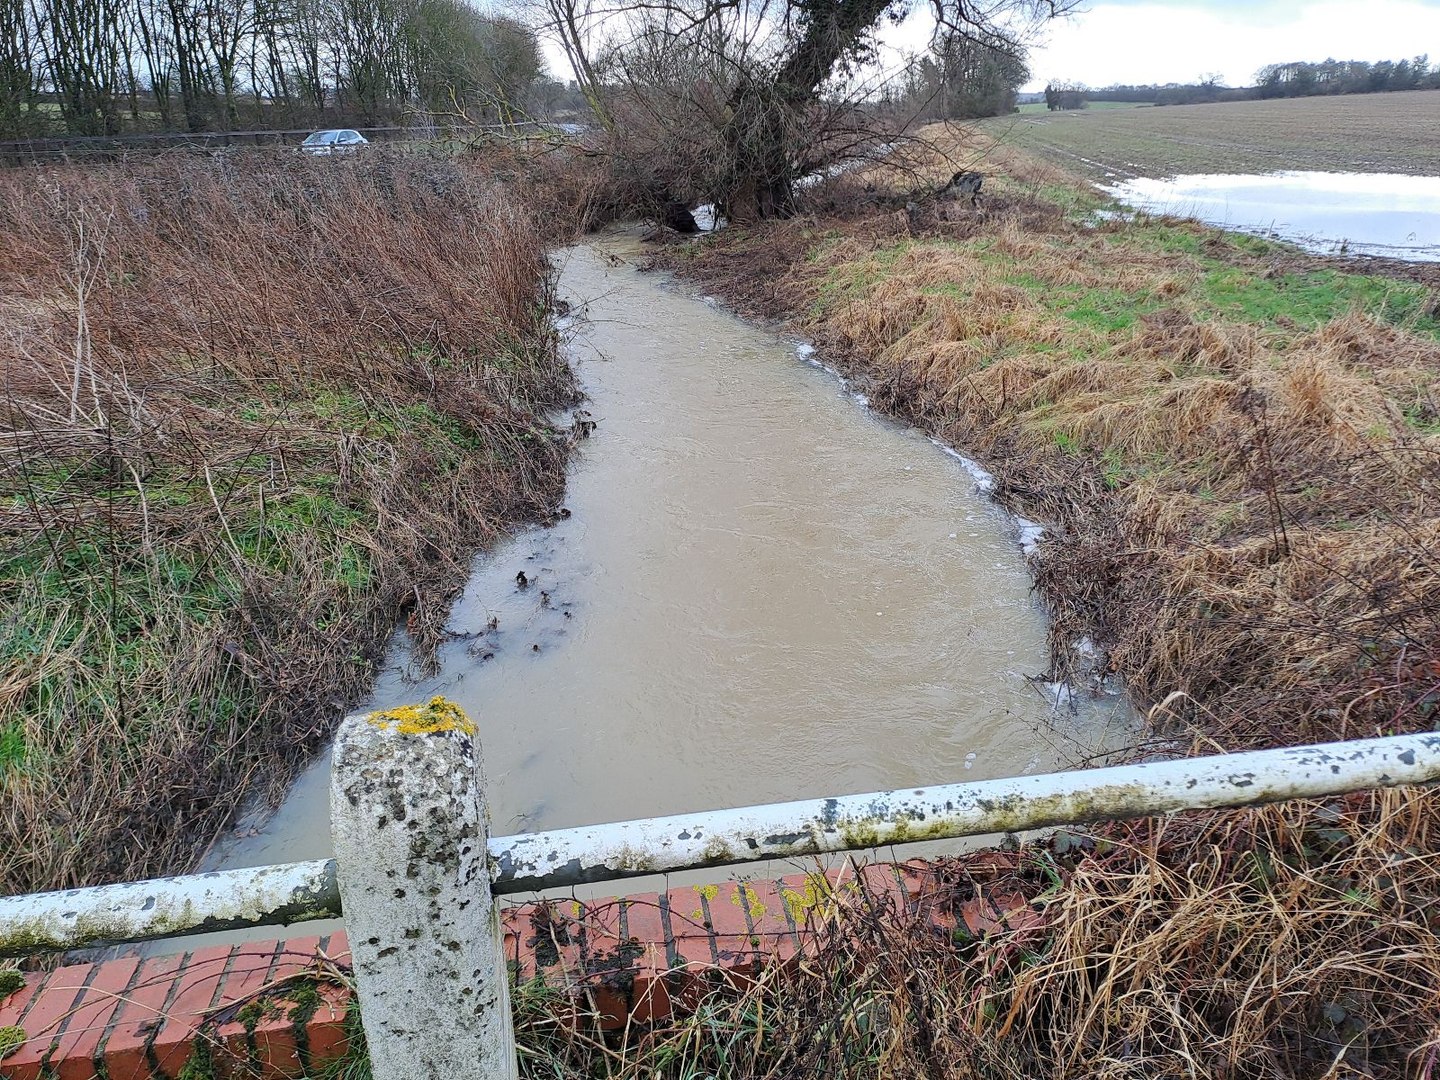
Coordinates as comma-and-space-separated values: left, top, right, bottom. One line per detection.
986, 90, 1440, 178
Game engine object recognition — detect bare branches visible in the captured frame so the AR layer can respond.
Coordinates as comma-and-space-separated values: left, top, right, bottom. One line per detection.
553, 0, 1068, 221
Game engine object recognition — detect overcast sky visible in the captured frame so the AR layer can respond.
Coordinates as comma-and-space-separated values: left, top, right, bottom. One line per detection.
957, 0, 1440, 92
540, 0, 1440, 94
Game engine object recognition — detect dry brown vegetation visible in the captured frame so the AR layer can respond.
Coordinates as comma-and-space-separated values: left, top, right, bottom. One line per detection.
508, 785, 1440, 1080
0, 151, 578, 893
509, 789, 1440, 1079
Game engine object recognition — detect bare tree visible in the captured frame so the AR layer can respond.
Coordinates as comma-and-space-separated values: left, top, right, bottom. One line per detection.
530, 0, 615, 126
0, 0, 43, 135
31, 0, 125, 133
200, 0, 253, 127
536, 0, 1075, 221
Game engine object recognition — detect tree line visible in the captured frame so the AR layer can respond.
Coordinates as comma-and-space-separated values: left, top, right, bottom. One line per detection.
0, 0, 572, 138
887, 31, 1030, 121
4, 0, 1070, 225
1047, 54, 1438, 110
1255, 55, 1437, 98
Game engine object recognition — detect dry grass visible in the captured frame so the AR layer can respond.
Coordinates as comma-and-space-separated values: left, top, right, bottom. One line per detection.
505, 787, 1440, 1079
0, 153, 578, 893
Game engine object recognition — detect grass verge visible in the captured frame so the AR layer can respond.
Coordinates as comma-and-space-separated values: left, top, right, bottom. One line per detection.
0, 153, 578, 893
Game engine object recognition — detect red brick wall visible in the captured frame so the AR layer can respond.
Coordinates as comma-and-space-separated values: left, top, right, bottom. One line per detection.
0, 862, 987, 1079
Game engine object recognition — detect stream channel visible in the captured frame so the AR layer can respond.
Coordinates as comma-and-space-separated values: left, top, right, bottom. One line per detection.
197, 233, 1133, 936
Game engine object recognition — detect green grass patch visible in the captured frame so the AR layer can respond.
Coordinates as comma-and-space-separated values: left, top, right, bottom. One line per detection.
1197, 266, 1440, 335
1123, 223, 1205, 256
813, 241, 917, 313
1095, 216, 1439, 338
1004, 272, 1163, 337
1053, 287, 1158, 333
0, 723, 25, 774
1031, 183, 1108, 220
1402, 403, 1440, 435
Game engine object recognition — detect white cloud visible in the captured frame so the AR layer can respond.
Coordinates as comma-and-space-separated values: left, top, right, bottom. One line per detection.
1021, 1, 1440, 91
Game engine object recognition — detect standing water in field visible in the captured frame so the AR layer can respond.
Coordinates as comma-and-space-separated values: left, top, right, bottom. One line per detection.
203, 236, 1131, 877
1104, 172, 1440, 261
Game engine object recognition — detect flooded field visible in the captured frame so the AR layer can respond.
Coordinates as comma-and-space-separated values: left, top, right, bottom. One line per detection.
202, 237, 1132, 881
1104, 171, 1440, 261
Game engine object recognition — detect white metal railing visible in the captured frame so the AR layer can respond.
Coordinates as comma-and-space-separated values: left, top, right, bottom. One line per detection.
3, 720, 1439, 1078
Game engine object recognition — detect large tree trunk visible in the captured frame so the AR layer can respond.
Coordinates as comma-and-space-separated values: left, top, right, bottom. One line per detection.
719, 0, 892, 221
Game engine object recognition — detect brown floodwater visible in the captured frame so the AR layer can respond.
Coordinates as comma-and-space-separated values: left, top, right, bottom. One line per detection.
200, 234, 1131, 888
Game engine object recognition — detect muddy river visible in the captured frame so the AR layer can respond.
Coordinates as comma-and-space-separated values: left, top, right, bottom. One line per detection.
201, 235, 1131, 887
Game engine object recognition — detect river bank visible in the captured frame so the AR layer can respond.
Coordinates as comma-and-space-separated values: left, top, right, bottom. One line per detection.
5, 134, 1439, 1076
659, 132, 1440, 755
612, 134, 1440, 1077
0, 155, 577, 895
199, 234, 1133, 896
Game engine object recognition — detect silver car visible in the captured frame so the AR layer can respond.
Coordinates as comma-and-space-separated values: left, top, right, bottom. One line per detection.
301, 129, 368, 155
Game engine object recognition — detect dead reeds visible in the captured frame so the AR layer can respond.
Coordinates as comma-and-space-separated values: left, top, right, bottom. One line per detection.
0, 152, 577, 894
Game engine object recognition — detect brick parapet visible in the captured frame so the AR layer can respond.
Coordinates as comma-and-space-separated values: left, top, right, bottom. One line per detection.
0, 860, 1010, 1079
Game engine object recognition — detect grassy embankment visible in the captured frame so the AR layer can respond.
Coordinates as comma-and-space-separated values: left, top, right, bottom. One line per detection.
547, 133, 1440, 1077
672, 134, 1440, 755
0, 153, 578, 895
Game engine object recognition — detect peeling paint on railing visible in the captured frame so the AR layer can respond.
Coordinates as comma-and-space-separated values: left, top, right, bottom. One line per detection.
0, 859, 339, 957
5, 733, 1440, 955
487, 734, 1440, 892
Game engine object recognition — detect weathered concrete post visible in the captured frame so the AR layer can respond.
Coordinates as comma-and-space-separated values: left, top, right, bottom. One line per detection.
330, 697, 516, 1080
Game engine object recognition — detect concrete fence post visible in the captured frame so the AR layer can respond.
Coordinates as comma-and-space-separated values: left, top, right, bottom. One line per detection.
329, 698, 517, 1080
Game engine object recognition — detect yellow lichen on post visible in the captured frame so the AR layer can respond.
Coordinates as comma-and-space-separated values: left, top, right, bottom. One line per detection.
367, 696, 477, 736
